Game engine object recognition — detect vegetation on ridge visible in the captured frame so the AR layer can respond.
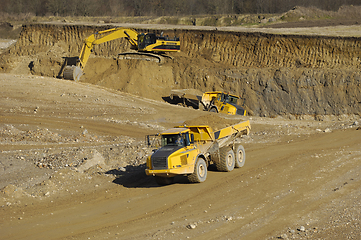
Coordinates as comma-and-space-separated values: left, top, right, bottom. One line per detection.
0, 0, 360, 17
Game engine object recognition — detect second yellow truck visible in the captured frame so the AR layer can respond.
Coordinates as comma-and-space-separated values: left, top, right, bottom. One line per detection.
170, 90, 247, 116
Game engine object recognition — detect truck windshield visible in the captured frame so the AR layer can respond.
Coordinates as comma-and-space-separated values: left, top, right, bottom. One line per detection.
161, 134, 184, 147
225, 95, 238, 104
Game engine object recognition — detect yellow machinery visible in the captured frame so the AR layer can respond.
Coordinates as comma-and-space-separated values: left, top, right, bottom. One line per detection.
170, 90, 247, 116
145, 120, 250, 185
63, 27, 180, 81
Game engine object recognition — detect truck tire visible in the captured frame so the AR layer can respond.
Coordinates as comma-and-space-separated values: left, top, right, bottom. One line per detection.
188, 157, 207, 183
234, 144, 246, 168
209, 107, 218, 113
155, 176, 174, 185
216, 147, 235, 172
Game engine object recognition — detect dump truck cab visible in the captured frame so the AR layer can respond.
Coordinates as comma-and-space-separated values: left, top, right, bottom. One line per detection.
146, 128, 200, 181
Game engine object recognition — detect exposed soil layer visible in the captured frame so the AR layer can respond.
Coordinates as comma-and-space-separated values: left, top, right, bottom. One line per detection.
1, 21, 361, 116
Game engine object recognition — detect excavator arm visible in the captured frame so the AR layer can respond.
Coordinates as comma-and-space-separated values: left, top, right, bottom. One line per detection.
63, 28, 139, 81
78, 28, 139, 70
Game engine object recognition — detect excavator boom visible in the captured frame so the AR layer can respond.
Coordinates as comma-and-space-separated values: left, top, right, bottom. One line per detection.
77, 28, 139, 71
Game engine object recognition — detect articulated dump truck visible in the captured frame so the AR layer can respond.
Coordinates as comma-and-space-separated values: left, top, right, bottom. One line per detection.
145, 120, 251, 185
169, 89, 246, 116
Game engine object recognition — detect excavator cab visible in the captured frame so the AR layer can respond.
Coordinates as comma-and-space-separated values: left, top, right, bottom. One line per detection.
137, 33, 157, 51
137, 33, 180, 53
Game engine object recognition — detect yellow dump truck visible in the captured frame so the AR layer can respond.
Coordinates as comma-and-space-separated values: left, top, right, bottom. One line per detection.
169, 89, 246, 116
145, 120, 250, 185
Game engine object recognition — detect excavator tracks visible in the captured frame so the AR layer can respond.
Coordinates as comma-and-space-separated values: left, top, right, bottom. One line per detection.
118, 52, 173, 63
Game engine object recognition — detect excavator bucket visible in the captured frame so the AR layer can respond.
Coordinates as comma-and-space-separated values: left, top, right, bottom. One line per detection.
63, 66, 83, 81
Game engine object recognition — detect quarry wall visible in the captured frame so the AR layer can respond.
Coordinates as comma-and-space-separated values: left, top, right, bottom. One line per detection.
1, 23, 361, 116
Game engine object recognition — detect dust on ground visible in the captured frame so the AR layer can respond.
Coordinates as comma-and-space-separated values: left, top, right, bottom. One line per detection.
0, 73, 360, 240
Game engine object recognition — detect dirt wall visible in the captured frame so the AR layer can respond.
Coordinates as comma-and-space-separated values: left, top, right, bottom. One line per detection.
1, 23, 361, 116
182, 30, 361, 69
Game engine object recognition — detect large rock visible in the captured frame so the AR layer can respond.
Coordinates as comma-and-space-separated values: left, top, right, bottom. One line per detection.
77, 150, 106, 173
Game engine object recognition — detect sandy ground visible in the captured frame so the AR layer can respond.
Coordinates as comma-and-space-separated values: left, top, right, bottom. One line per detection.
1, 7, 361, 238
0, 73, 360, 239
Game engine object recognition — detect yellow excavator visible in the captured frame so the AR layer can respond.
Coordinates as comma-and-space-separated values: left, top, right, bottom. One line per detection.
62, 27, 180, 81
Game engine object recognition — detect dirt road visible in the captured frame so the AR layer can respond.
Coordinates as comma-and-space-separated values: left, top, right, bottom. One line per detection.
1, 74, 360, 239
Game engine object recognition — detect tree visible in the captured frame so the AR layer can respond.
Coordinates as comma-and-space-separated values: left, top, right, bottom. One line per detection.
0, 0, 360, 17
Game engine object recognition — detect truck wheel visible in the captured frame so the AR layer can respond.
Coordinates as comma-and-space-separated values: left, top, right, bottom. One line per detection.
216, 147, 235, 172
188, 157, 207, 183
234, 144, 246, 168
155, 176, 174, 185
209, 107, 218, 113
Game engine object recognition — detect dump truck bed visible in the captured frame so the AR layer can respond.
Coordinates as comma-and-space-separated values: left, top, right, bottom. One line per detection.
178, 120, 250, 149
214, 120, 250, 148
170, 89, 202, 102
214, 120, 250, 140
182, 120, 250, 141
